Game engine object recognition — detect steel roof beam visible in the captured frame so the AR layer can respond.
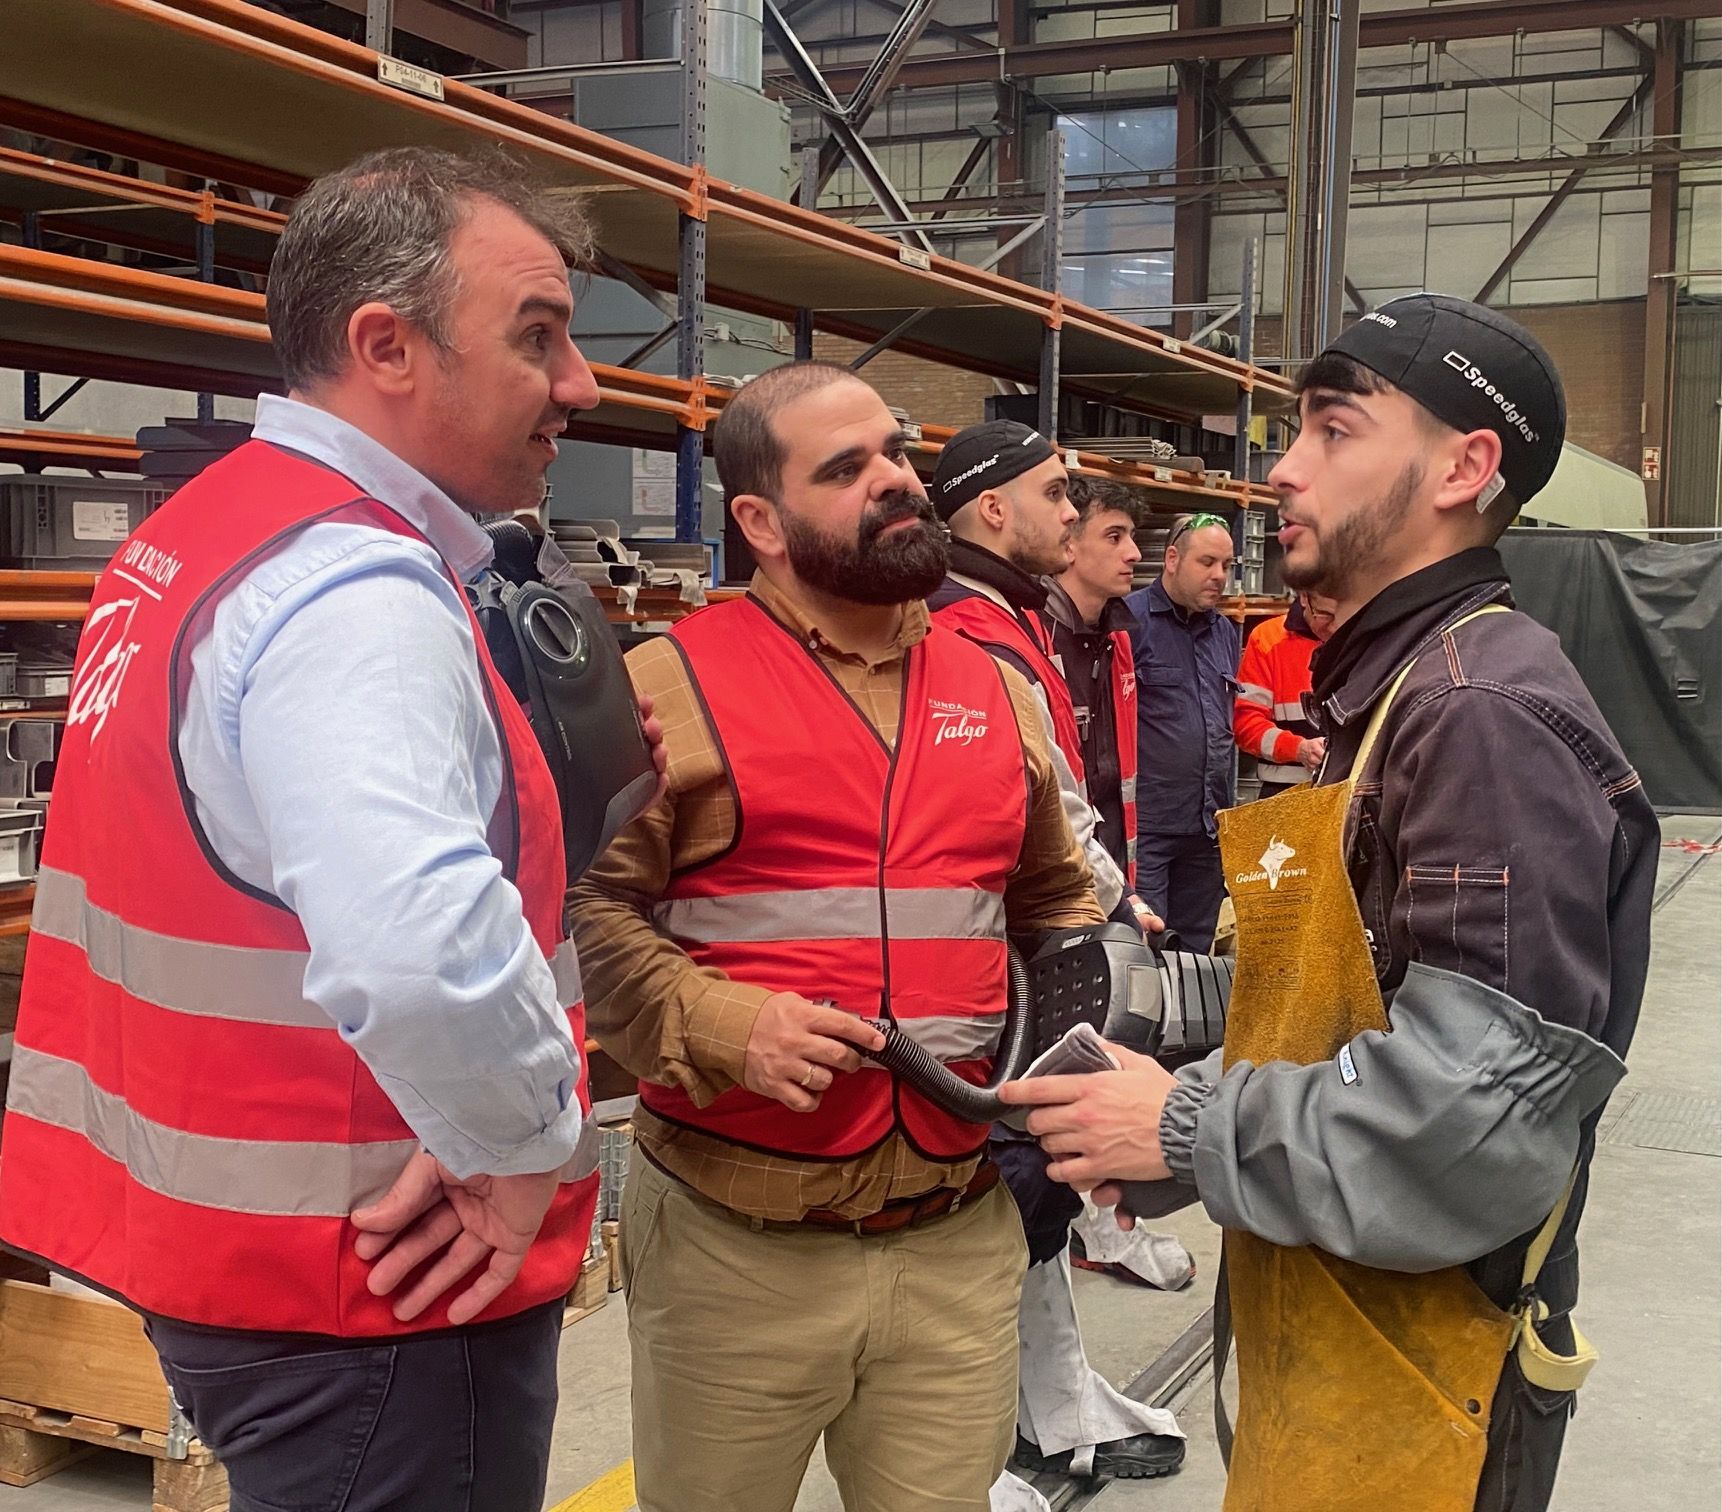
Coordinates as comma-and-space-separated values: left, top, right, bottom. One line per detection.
769, 0, 1719, 96
764, 0, 933, 249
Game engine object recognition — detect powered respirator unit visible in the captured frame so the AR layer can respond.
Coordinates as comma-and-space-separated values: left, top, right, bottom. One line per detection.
862, 924, 1235, 1218
469, 519, 660, 881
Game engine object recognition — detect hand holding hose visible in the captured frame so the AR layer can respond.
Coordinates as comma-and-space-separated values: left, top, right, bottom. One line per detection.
744, 993, 887, 1113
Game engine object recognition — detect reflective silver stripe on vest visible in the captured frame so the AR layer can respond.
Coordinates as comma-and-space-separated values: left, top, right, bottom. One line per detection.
1237, 681, 1272, 708
1119, 777, 1138, 805
551, 938, 583, 1005
1257, 730, 1281, 760
894, 1014, 1005, 1061
1127, 838, 1138, 862
1257, 762, 1308, 784
1273, 701, 1307, 722
653, 887, 1005, 945
31, 866, 332, 1030
8, 1044, 417, 1217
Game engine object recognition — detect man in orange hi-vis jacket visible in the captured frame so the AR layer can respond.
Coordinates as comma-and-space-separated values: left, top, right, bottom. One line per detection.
1234, 590, 1337, 799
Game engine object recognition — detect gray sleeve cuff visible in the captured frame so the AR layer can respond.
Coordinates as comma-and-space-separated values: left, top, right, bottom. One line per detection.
1158, 1049, 1225, 1184
1185, 964, 1627, 1271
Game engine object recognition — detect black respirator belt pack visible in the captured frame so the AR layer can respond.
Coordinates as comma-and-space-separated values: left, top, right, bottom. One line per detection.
470, 520, 659, 881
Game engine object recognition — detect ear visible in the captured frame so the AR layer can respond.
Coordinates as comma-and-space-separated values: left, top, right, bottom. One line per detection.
731, 493, 787, 564
974, 486, 1010, 534
1430, 427, 1504, 516
346, 302, 416, 397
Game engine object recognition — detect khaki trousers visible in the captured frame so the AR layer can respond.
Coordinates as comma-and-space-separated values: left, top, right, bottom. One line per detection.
622, 1153, 1028, 1512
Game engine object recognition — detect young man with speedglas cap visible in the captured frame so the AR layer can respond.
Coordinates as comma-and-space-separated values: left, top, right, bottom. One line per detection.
1004, 293, 1657, 1511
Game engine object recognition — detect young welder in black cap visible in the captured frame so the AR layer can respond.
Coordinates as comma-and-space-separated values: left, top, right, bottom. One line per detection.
1003, 294, 1657, 1512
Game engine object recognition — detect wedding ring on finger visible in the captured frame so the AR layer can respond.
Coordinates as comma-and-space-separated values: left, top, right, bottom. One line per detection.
800, 1065, 819, 1090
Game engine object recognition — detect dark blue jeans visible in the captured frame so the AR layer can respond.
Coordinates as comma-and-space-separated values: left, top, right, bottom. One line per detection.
145, 1300, 562, 1512
1134, 830, 1226, 953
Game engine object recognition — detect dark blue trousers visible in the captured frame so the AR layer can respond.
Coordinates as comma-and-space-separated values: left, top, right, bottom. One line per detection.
146, 1299, 562, 1512
1134, 830, 1226, 953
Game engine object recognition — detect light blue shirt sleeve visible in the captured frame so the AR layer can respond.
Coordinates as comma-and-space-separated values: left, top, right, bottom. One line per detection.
178, 520, 584, 1180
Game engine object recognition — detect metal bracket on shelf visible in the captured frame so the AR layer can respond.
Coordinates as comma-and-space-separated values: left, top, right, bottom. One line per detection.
23, 376, 89, 425
620, 320, 679, 371
594, 252, 677, 322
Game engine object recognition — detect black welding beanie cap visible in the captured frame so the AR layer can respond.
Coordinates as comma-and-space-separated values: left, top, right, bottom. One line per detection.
1322, 293, 1567, 504
930, 420, 1060, 522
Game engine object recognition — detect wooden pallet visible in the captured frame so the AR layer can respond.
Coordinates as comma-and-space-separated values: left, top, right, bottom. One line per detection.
560, 1256, 609, 1329
0, 1398, 226, 1510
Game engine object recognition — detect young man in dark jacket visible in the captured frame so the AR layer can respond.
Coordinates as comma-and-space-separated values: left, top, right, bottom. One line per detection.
1041, 476, 1143, 890
1005, 295, 1657, 1512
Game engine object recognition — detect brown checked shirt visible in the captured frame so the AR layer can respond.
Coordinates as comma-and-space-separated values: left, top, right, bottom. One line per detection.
567, 571, 1102, 1221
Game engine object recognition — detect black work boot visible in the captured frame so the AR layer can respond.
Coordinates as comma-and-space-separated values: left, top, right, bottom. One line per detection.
1012, 1429, 1186, 1480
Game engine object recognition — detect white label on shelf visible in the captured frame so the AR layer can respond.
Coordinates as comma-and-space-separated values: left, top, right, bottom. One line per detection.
72, 501, 131, 542
1064, 449, 1080, 470
377, 56, 446, 100
898, 246, 932, 271
632, 479, 676, 519
632, 448, 676, 481
40, 676, 70, 697
901, 421, 923, 441
1163, 338, 1183, 354
1153, 466, 1174, 483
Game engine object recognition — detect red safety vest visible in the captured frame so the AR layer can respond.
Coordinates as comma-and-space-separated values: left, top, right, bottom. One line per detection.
0, 440, 598, 1335
638, 596, 1027, 1161
1109, 628, 1139, 885
932, 590, 1087, 784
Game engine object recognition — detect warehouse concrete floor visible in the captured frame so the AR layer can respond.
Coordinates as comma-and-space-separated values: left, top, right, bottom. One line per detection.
18, 817, 1719, 1512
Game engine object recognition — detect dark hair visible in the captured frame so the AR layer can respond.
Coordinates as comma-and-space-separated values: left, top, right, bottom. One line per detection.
1296, 352, 1519, 538
1067, 475, 1145, 530
267, 146, 595, 392
712, 361, 868, 503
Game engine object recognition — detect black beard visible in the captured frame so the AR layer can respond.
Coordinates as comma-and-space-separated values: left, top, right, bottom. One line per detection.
1282, 458, 1422, 598
781, 490, 949, 606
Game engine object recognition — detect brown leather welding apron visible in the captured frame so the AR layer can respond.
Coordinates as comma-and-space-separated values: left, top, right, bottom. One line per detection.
1214, 605, 1515, 1512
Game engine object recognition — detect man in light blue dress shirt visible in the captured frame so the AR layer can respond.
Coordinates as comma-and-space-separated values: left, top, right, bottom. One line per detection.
139, 149, 661, 1510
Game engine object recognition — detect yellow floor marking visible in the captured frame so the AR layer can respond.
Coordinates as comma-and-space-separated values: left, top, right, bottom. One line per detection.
548, 1458, 636, 1512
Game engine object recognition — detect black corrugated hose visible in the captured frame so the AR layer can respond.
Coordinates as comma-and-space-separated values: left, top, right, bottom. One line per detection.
859, 945, 1034, 1124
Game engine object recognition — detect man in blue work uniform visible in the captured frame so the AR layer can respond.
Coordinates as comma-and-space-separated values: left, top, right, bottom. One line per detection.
1124, 512, 1240, 952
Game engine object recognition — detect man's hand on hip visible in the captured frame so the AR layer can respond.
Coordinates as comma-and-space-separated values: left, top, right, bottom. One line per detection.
351, 1151, 563, 1325
996, 1042, 1177, 1187
744, 993, 886, 1113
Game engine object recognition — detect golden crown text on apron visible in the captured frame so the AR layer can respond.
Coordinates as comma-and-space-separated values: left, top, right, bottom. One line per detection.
1212, 605, 1592, 1512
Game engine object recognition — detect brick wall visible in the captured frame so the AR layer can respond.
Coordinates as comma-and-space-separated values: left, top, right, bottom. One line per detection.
1509, 301, 1645, 473
812, 334, 997, 430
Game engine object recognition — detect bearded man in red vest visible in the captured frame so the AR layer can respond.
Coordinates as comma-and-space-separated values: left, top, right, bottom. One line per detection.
569, 361, 1106, 1512
0, 149, 661, 1512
